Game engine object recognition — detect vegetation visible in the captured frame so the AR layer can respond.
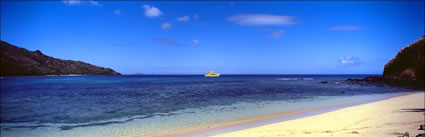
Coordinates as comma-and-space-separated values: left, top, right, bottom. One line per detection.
0, 41, 120, 76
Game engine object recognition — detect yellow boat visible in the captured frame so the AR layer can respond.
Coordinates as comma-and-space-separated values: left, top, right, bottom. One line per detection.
205, 71, 220, 77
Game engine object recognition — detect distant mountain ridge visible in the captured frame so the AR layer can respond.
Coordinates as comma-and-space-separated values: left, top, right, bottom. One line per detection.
0, 41, 120, 76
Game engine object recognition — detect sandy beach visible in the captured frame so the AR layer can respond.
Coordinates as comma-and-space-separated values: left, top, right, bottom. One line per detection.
213, 92, 425, 137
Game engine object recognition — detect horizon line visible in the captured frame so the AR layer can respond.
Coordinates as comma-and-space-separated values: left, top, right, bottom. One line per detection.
122, 73, 382, 75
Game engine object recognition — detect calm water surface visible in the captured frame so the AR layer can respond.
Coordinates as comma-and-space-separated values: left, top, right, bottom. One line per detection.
0, 75, 414, 136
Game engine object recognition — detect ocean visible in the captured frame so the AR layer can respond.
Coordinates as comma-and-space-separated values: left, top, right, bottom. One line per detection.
0, 75, 415, 137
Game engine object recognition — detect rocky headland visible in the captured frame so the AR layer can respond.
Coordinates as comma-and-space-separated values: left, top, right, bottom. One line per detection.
346, 36, 425, 89
0, 41, 121, 76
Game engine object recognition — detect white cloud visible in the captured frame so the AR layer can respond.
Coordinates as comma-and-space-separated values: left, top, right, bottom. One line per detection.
338, 56, 360, 68
192, 39, 199, 46
341, 56, 356, 64
62, 0, 101, 6
329, 25, 364, 31
160, 23, 172, 30
62, 0, 80, 5
227, 14, 297, 26
114, 9, 121, 15
143, 4, 163, 18
193, 14, 198, 20
177, 16, 190, 22
88, 0, 101, 6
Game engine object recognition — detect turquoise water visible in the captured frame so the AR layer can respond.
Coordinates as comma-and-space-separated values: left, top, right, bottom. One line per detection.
0, 75, 414, 136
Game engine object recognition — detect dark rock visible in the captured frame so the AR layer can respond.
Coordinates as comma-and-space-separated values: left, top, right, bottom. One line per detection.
345, 36, 424, 89
0, 41, 121, 76
34, 50, 42, 55
320, 81, 328, 84
345, 76, 385, 87
341, 91, 345, 94
383, 36, 425, 88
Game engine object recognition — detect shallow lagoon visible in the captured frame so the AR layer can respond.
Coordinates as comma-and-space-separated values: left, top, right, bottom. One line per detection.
0, 75, 414, 136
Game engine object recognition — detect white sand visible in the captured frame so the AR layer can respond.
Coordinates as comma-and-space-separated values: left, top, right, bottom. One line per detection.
213, 92, 425, 137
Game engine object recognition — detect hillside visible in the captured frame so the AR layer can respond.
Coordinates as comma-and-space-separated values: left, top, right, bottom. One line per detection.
383, 36, 425, 88
0, 41, 120, 76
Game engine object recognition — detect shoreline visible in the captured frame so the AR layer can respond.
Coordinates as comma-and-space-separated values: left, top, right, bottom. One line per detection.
212, 91, 425, 137
152, 92, 421, 137
0, 92, 421, 137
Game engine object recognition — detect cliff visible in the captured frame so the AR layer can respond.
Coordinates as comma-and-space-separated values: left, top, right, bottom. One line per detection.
0, 41, 121, 76
382, 36, 424, 88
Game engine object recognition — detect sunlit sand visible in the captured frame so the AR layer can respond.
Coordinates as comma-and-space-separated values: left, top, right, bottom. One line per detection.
213, 92, 424, 137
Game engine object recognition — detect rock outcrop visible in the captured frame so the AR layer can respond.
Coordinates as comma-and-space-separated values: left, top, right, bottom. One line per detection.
0, 41, 121, 76
345, 36, 424, 88
383, 36, 424, 88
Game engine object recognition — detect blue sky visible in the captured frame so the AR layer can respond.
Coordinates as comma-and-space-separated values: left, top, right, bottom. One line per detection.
1, 1, 424, 74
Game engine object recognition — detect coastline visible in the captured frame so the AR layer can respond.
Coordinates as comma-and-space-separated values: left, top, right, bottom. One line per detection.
211, 92, 424, 137
0, 90, 421, 137
151, 92, 423, 137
